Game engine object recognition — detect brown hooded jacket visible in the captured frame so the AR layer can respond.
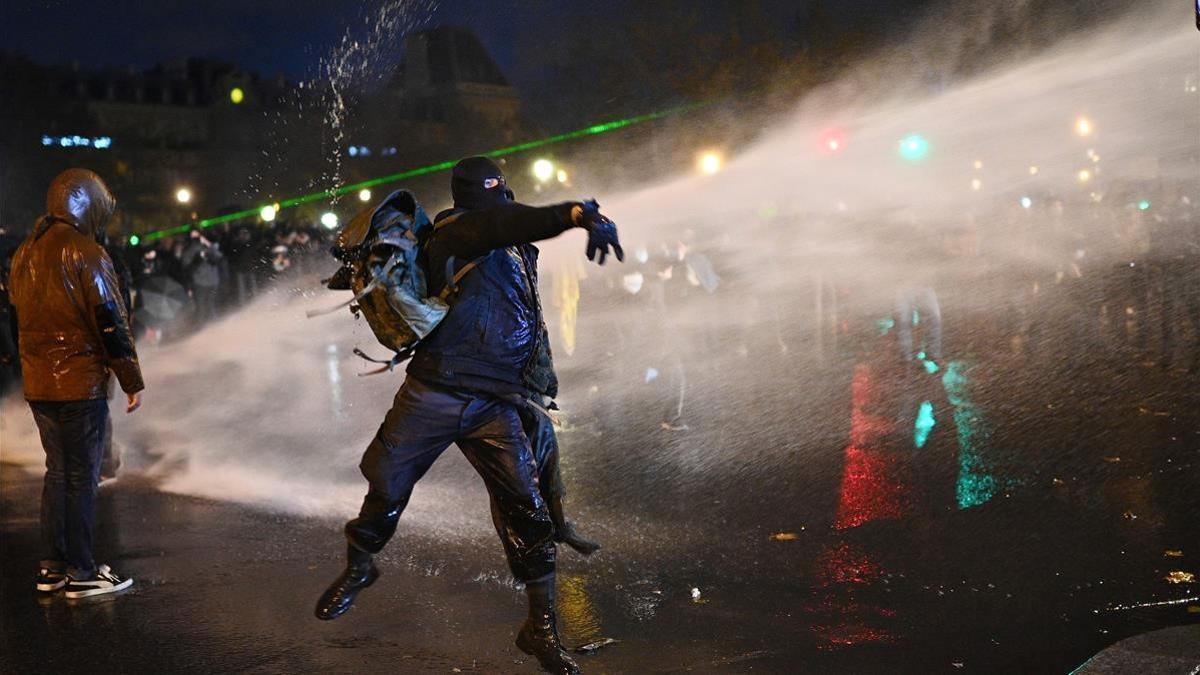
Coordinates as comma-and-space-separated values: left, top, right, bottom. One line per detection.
9, 168, 144, 401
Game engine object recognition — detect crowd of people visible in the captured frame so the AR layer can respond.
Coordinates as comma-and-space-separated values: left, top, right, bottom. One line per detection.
0, 219, 334, 396
123, 222, 332, 339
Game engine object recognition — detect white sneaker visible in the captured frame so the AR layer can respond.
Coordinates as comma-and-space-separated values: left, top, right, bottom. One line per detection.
64, 564, 133, 599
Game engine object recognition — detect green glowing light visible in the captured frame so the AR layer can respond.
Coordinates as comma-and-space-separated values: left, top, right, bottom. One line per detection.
914, 400, 936, 449
898, 134, 930, 162
141, 102, 705, 243
1137, 199, 1150, 211
876, 317, 895, 335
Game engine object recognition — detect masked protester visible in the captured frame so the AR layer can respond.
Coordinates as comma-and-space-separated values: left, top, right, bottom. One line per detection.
9, 169, 144, 599
316, 157, 622, 675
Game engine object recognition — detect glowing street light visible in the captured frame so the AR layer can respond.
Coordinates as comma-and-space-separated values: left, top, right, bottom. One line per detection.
970, 178, 983, 191
230, 87, 245, 105
556, 169, 569, 184
818, 128, 846, 155
1074, 116, 1093, 137
898, 134, 930, 162
1020, 196, 1033, 209
175, 187, 193, 204
1077, 169, 1092, 184
972, 159, 983, 170
358, 188, 372, 202
1029, 165, 1039, 176
698, 151, 723, 175
532, 158, 555, 182
320, 212, 339, 230
260, 205, 277, 222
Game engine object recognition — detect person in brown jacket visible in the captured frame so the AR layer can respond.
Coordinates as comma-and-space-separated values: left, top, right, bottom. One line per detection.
9, 168, 144, 599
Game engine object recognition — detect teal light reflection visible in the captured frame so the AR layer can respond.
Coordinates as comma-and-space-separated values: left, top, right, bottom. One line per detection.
913, 401, 936, 449
942, 361, 998, 509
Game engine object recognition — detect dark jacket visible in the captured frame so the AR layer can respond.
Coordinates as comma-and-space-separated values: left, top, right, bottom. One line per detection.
9, 169, 144, 401
406, 202, 579, 398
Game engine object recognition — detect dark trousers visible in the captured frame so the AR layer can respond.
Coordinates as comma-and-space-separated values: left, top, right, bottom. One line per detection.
29, 399, 109, 577
193, 284, 220, 323
521, 405, 564, 501
346, 378, 556, 582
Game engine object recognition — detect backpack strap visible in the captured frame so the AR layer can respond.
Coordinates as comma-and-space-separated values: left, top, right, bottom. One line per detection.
304, 251, 403, 319
438, 256, 482, 301
429, 212, 484, 301
352, 346, 416, 376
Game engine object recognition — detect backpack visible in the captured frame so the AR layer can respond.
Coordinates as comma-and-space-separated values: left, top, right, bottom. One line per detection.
310, 189, 477, 374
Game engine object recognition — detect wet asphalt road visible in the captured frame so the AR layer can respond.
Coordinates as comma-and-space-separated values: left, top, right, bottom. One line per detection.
3, 316, 1200, 673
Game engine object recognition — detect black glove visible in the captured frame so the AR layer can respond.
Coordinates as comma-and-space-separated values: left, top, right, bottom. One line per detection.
574, 200, 624, 265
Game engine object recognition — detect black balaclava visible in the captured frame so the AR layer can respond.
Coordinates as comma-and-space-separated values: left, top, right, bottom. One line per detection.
451, 156, 514, 211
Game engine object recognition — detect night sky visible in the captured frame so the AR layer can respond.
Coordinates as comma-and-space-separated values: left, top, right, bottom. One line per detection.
1, 1, 905, 84
1, 1, 528, 79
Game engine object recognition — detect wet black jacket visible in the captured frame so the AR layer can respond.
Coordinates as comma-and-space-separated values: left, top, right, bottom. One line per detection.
406, 202, 579, 399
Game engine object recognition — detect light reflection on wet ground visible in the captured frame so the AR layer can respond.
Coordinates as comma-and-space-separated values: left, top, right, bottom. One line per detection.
3, 302, 1199, 672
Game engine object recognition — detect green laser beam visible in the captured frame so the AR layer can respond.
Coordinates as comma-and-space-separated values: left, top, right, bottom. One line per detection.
141, 102, 704, 243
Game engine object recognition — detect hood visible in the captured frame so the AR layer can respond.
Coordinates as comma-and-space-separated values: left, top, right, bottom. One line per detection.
40, 168, 116, 239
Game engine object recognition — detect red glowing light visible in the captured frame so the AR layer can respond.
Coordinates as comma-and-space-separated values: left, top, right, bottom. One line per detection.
818, 128, 847, 155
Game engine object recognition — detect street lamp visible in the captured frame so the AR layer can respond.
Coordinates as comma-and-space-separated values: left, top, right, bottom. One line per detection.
818, 128, 846, 155
175, 187, 193, 204
697, 151, 722, 176
532, 158, 555, 183
898, 134, 930, 162
1074, 116, 1093, 137
321, 212, 339, 230
358, 189, 372, 202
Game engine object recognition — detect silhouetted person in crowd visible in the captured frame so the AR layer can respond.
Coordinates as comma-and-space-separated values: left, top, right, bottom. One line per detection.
183, 229, 224, 324
0, 229, 21, 395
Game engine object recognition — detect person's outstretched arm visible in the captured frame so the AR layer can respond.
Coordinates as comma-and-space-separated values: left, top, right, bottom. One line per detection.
433, 203, 580, 260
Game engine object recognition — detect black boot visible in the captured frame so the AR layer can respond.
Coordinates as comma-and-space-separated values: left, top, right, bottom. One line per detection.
548, 496, 601, 556
516, 578, 581, 674
314, 545, 379, 621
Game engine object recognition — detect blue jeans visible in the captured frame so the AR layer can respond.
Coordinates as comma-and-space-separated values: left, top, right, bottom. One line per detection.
346, 377, 556, 582
29, 399, 109, 578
